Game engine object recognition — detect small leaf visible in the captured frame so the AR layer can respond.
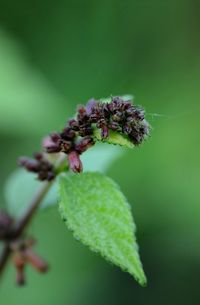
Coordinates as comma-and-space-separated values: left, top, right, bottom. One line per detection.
58, 172, 146, 286
94, 129, 134, 149
100, 95, 134, 104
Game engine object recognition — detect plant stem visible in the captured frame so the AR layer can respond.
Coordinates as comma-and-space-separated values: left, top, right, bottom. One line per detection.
0, 181, 53, 279
0, 153, 67, 278
13, 181, 53, 238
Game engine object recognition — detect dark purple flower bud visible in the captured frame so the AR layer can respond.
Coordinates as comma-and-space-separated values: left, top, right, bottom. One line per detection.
102, 106, 110, 119
34, 152, 43, 161
108, 122, 120, 131
67, 151, 83, 173
126, 116, 134, 123
101, 126, 109, 139
123, 124, 132, 135
46, 144, 61, 154
61, 140, 72, 153
75, 136, 94, 153
78, 124, 93, 137
19, 154, 55, 181
43, 135, 61, 153
122, 101, 132, 110
133, 108, 145, 120
77, 105, 87, 116
61, 127, 76, 140
96, 118, 106, 129
51, 133, 61, 142
68, 119, 79, 131
19, 157, 39, 172
86, 98, 97, 115
107, 102, 115, 112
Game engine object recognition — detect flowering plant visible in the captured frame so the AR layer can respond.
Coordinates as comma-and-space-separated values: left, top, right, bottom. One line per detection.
0, 96, 150, 286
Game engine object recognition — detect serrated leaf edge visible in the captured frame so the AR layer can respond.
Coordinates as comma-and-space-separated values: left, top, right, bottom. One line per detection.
58, 173, 146, 286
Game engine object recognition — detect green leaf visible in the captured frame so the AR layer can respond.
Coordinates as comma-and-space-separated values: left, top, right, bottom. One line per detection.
58, 172, 146, 286
93, 129, 134, 149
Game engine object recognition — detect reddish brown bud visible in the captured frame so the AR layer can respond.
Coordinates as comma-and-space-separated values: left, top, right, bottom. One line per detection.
25, 249, 48, 273
13, 253, 26, 286
67, 151, 83, 173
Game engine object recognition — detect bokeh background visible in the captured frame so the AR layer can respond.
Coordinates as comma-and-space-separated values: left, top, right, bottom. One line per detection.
0, 0, 200, 304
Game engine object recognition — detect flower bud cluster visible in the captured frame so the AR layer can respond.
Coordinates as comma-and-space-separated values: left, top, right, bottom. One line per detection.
20, 96, 150, 177
89, 96, 150, 145
19, 153, 55, 181
44, 97, 149, 171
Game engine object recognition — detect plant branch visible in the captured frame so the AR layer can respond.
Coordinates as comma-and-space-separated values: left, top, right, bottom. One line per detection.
0, 154, 67, 278
0, 181, 53, 279
13, 181, 53, 238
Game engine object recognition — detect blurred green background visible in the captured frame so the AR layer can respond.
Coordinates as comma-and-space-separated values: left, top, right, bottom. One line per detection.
0, 0, 200, 304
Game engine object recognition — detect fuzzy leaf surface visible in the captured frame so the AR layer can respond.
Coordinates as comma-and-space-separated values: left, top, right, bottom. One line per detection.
94, 129, 134, 149
58, 172, 146, 285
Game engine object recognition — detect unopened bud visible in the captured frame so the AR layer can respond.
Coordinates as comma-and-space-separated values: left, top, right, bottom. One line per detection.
101, 126, 109, 139
86, 98, 97, 115
25, 249, 48, 273
67, 151, 83, 173
19, 157, 38, 172
43, 135, 61, 153
68, 119, 79, 131
75, 136, 94, 153
13, 253, 26, 286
